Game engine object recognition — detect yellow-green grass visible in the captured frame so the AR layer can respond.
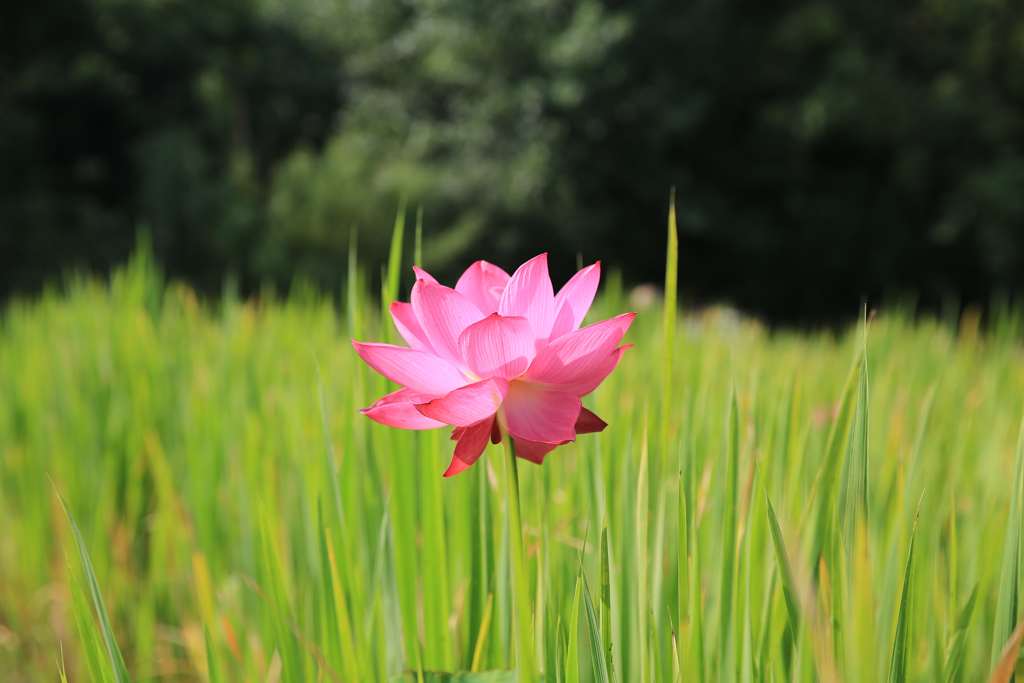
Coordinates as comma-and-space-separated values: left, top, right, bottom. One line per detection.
3, 247, 1024, 682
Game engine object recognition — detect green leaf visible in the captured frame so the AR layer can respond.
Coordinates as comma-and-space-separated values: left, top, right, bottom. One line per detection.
54, 488, 130, 683
993, 409, 1024, 672
582, 570, 611, 683
599, 516, 615, 681
942, 584, 979, 683
67, 558, 112, 683
566, 576, 582, 683
718, 387, 741, 677
887, 494, 922, 683
842, 342, 870, 559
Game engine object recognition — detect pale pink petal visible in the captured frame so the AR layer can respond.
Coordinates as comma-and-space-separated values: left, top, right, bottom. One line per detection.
456, 261, 511, 315
412, 266, 438, 283
411, 280, 486, 367
574, 407, 608, 434
498, 254, 555, 349
510, 437, 560, 465
502, 382, 581, 444
415, 377, 509, 427
458, 313, 535, 379
524, 313, 635, 391
444, 417, 493, 477
352, 340, 467, 398
390, 301, 433, 352
550, 262, 600, 340
359, 389, 446, 430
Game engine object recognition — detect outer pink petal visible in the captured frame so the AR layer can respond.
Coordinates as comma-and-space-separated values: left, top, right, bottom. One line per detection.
411, 280, 486, 367
444, 417, 493, 477
415, 377, 509, 427
502, 382, 581, 444
550, 344, 631, 396
498, 254, 555, 350
390, 301, 433, 352
458, 313, 535, 380
524, 313, 635, 390
352, 340, 467, 398
359, 389, 446, 430
413, 266, 438, 284
510, 437, 560, 465
456, 261, 511, 315
550, 262, 601, 340
574, 407, 608, 434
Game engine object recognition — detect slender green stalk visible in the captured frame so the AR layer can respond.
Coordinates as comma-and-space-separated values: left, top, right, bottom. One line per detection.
503, 436, 540, 683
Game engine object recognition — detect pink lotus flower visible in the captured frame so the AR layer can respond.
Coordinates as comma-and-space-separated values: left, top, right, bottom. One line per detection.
353, 254, 634, 477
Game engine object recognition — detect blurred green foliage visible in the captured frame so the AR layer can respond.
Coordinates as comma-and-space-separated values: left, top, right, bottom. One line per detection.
3, 0, 1024, 320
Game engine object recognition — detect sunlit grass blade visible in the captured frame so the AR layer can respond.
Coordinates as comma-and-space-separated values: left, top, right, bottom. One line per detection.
942, 584, 978, 683
661, 189, 678, 463
887, 493, 922, 683
993, 408, 1024, 671
990, 618, 1024, 683
67, 558, 112, 683
384, 197, 407, 314
566, 575, 582, 683
54, 488, 130, 683
719, 386, 740, 678
599, 515, 615, 681
842, 341, 870, 558
806, 351, 862, 562
758, 463, 815, 680
471, 593, 495, 671
637, 425, 650, 683
582, 570, 611, 683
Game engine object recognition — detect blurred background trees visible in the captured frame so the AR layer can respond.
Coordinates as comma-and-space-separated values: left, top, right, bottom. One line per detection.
3, 0, 1023, 323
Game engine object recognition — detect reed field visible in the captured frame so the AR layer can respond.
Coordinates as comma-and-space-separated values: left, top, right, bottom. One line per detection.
6, 232, 1024, 682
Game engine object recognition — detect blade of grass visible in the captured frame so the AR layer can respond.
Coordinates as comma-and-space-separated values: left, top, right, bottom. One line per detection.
719, 386, 741, 679
67, 558, 112, 683
942, 584, 978, 683
886, 493, 922, 683
54, 487, 130, 683
993, 408, 1024, 671
582, 570, 611, 683
566, 574, 582, 683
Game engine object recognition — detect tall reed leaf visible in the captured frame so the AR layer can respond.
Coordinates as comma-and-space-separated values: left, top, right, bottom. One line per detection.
582, 570, 611, 683
993, 410, 1024, 673
55, 489, 131, 683
887, 495, 922, 683
942, 584, 978, 683
990, 618, 1024, 683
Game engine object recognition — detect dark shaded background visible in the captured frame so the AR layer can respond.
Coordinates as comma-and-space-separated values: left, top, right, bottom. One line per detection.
3, 0, 1023, 324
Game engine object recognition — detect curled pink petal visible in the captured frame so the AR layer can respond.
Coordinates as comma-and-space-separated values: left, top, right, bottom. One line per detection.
411, 280, 486, 367
550, 262, 600, 340
456, 261, 511, 315
413, 266, 438, 283
415, 377, 509, 427
458, 313, 535, 380
574, 407, 608, 434
444, 417, 494, 477
360, 389, 446, 430
524, 313, 635, 391
390, 301, 432, 352
352, 340, 467, 398
502, 382, 581, 444
498, 254, 555, 350
510, 437, 560, 465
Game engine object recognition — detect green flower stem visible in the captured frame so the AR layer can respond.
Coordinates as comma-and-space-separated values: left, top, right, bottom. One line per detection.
503, 435, 540, 683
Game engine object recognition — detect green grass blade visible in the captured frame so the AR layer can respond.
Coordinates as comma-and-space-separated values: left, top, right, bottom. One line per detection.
600, 516, 615, 681
582, 570, 611, 683
843, 343, 870, 558
385, 197, 407, 311
886, 494, 922, 683
992, 408, 1024, 670
54, 488, 130, 683
719, 386, 740, 678
942, 584, 978, 683
67, 558, 112, 683
566, 576, 582, 683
